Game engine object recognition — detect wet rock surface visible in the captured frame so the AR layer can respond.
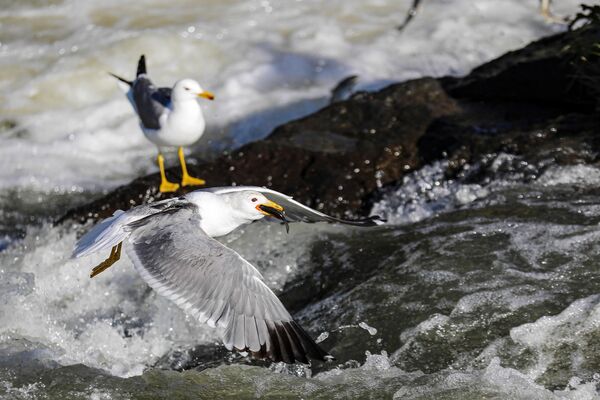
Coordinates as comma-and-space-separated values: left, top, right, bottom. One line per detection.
59, 26, 599, 224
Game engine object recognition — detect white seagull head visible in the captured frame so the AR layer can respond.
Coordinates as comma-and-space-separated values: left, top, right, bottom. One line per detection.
172, 78, 214, 102
226, 191, 287, 224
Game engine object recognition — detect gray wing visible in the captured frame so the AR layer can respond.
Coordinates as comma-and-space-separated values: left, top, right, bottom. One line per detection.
202, 186, 385, 226
124, 206, 329, 363
73, 197, 188, 258
131, 76, 172, 130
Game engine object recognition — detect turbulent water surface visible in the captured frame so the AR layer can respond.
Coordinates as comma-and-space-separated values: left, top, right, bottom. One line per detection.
1, 0, 599, 399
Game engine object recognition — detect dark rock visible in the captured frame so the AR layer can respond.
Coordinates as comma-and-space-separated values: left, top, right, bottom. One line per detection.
59, 26, 600, 227
441, 24, 599, 110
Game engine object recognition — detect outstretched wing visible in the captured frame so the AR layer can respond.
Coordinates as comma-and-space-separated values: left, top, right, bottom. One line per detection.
124, 206, 329, 363
131, 77, 172, 130
72, 197, 186, 259
203, 186, 385, 226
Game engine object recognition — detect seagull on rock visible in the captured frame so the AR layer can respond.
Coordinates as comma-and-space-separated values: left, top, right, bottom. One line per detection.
110, 55, 214, 193
73, 186, 384, 363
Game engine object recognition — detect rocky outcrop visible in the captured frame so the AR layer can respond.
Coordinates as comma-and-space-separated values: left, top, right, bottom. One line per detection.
58, 24, 599, 224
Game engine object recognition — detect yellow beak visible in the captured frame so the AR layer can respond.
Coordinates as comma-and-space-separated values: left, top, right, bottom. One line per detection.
198, 91, 215, 100
257, 199, 289, 233
256, 199, 284, 215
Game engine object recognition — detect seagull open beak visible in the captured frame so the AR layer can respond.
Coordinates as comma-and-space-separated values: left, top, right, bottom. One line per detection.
197, 91, 215, 100
257, 200, 290, 233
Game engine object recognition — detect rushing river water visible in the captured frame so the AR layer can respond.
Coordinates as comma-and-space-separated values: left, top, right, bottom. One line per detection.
1, 0, 598, 399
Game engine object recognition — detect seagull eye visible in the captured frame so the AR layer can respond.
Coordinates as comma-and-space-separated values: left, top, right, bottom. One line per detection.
184, 87, 190, 91
251, 198, 258, 202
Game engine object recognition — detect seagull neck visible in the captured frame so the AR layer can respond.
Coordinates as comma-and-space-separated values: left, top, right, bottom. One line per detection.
205, 208, 249, 238
171, 97, 200, 111
187, 192, 250, 238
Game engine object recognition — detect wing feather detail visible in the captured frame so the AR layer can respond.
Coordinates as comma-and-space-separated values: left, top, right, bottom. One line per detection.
124, 206, 329, 363
131, 77, 171, 130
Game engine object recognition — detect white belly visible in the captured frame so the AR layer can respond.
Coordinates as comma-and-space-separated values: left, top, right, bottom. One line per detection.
142, 104, 206, 148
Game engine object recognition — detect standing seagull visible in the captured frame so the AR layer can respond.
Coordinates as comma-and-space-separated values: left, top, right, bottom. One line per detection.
73, 186, 384, 363
110, 55, 215, 193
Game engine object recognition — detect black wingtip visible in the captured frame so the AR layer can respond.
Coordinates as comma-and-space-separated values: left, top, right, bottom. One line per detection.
288, 321, 331, 362
249, 320, 331, 364
108, 72, 132, 86
329, 214, 387, 227
137, 55, 146, 76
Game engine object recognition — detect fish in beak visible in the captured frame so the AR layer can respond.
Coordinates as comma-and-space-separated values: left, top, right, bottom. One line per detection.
257, 200, 290, 233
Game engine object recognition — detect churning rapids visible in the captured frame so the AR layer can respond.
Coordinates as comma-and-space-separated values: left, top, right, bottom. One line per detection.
1, 0, 599, 399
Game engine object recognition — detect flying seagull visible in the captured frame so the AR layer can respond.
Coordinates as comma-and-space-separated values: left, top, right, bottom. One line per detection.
110, 55, 215, 193
73, 186, 384, 363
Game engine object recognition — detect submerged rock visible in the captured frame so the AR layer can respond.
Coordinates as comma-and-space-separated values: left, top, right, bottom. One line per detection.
59, 24, 599, 224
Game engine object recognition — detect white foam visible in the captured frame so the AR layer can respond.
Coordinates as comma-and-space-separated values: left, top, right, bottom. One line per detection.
315, 332, 329, 344
0, 0, 583, 193
358, 321, 378, 336
370, 161, 491, 224
0, 224, 218, 377
537, 165, 600, 186
371, 157, 600, 225
361, 350, 391, 371
0, 100, 155, 192
0, 381, 44, 400
510, 295, 600, 383
392, 357, 600, 399
399, 313, 450, 344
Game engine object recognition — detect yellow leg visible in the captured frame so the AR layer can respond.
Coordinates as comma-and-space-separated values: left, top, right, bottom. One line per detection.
157, 153, 180, 193
178, 147, 206, 187
90, 242, 122, 278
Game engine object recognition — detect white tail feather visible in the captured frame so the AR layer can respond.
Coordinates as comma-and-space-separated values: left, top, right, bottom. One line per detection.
72, 210, 128, 258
